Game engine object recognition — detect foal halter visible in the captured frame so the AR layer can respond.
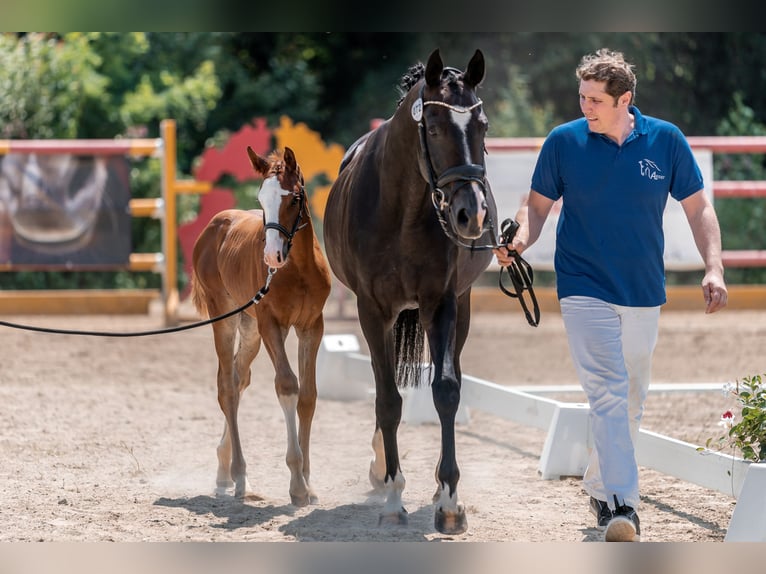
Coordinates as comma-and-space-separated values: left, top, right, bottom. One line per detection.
263, 185, 309, 256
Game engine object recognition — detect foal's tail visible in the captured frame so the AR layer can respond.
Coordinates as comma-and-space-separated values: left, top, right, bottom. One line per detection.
189, 270, 209, 319
394, 309, 426, 388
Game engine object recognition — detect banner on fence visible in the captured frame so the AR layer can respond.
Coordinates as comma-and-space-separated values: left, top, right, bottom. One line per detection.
0, 153, 131, 268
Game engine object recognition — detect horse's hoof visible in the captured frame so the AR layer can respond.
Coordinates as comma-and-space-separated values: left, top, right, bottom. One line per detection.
290, 492, 315, 507
215, 478, 234, 496
378, 508, 408, 527
434, 506, 468, 535
214, 486, 230, 497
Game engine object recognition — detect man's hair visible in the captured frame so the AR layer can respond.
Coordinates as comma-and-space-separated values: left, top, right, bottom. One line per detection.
576, 48, 637, 105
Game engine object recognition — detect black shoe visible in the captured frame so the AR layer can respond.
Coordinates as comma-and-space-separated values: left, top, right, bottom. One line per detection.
589, 497, 612, 530
605, 495, 641, 542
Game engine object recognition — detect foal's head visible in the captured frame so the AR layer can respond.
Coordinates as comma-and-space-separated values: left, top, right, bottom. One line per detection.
247, 146, 306, 268
407, 49, 489, 241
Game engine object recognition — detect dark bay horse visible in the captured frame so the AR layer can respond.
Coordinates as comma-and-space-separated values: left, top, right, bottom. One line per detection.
191, 146, 332, 505
323, 49, 497, 534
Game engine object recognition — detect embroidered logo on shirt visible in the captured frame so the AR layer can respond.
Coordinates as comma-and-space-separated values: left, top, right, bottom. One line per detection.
639, 159, 666, 181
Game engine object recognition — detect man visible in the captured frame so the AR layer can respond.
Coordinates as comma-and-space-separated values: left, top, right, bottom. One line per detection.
494, 48, 728, 542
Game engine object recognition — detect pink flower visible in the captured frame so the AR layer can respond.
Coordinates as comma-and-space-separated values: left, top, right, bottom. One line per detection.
719, 410, 735, 430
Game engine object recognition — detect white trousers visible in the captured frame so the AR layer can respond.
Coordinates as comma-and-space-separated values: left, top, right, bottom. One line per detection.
559, 296, 660, 510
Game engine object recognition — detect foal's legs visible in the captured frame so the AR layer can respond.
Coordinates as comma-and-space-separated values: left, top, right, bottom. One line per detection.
294, 314, 325, 505
357, 302, 407, 526
260, 317, 314, 506
423, 291, 468, 535
212, 311, 261, 497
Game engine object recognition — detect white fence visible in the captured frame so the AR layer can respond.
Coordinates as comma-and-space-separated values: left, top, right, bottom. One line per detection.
316, 334, 766, 542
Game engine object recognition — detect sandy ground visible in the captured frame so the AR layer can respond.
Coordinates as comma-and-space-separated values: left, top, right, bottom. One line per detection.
0, 294, 763, 544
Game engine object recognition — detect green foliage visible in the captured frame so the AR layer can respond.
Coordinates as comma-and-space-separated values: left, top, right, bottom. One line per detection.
703, 374, 766, 463
0, 33, 108, 139
120, 61, 221, 133
489, 63, 559, 137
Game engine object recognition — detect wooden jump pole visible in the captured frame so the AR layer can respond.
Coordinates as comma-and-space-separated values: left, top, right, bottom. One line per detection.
160, 119, 178, 326
160, 119, 212, 325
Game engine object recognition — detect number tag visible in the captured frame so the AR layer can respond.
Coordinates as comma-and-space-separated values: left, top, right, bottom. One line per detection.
411, 98, 423, 122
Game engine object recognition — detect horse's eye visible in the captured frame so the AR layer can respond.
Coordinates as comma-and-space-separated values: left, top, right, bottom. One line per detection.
428, 126, 438, 137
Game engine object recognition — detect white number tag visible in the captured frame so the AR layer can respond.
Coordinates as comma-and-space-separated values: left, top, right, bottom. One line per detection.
411, 98, 423, 122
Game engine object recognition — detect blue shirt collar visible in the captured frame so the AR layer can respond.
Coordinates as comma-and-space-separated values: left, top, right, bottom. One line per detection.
585, 105, 646, 144
630, 105, 648, 135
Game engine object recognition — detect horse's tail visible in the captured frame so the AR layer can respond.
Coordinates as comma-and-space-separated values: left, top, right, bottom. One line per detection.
189, 269, 209, 319
394, 309, 426, 388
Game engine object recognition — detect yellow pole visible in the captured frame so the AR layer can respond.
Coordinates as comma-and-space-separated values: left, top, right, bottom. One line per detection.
161, 120, 179, 326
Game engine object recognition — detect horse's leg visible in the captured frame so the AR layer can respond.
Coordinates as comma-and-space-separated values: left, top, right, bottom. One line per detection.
260, 317, 313, 506
209, 312, 250, 496
357, 302, 407, 526
224, 311, 262, 498
368, 425, 387, 491
295, 314, 325, 505
423, 292, 468, 535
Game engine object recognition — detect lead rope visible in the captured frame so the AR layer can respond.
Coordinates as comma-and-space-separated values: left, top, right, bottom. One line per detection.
0, 268, 278, 337
497, 219, 540, 327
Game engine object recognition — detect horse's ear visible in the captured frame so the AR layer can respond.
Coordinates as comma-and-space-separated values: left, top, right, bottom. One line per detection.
464, 49, 485, 88
283, 147, 297, 171
247, 146, 270, 176
425, 49, 443, 87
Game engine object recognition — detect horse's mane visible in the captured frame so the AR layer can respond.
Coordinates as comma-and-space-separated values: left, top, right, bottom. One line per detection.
397, 62, 425, 106
396, 61, 462, 107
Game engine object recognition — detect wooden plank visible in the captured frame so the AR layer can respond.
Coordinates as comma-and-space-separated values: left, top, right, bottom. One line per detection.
714, 180, 766, 198
129, 198, 164, 218
129, 253, 164, 272
0, 138, 160, 156
0, 289, 160, 315
722, 250, 766, 268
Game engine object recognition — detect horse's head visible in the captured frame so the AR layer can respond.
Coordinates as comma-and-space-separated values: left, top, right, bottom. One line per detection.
247, 145, 306, 268
413, 49, 489, 241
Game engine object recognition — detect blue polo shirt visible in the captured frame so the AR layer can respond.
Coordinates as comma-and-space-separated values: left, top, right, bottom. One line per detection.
531, 106, 703, 307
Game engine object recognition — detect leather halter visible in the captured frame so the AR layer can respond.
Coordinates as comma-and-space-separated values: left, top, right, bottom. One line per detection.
414, 80, 540, 327
415, 82, 497, 251
263, 184, 308, 255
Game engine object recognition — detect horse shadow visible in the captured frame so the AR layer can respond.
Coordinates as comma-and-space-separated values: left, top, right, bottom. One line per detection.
153, 494, 295, 531
153, 494, 436, 541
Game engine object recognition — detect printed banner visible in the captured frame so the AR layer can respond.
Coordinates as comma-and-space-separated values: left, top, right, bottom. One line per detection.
0, 153, 131, 268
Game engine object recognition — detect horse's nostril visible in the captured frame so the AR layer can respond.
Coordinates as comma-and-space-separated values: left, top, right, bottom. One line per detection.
457, 209, 470, 227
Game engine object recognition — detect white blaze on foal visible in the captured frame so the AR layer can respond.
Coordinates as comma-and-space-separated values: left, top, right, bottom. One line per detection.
259, 175, 293, 268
